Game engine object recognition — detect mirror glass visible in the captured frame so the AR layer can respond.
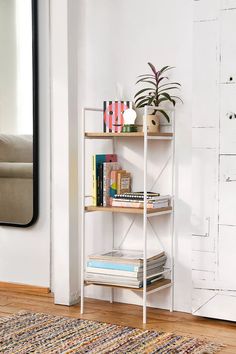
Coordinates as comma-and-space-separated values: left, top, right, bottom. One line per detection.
0, 0, 38, 226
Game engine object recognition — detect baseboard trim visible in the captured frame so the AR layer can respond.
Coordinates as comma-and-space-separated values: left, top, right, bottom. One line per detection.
0, 282, 51, 296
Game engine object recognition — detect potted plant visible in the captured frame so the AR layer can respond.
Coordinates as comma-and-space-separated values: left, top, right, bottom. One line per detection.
134, 62, 182, 132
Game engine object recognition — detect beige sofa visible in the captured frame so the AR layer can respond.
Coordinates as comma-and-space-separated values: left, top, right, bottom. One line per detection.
0, 134, 33, 225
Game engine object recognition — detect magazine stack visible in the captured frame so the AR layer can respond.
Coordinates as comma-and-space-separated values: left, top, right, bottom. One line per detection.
85, 249, 167, 289
111, 192, 171, 209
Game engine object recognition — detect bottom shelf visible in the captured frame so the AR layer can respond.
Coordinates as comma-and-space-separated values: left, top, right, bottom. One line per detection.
84, 278, 171, 293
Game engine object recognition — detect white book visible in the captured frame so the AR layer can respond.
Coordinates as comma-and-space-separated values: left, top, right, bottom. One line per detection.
86, 266, 165, 278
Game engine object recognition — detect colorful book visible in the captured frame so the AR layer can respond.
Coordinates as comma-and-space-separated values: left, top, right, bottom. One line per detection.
87, 255, 167, 272
110, 169, 125, 199
103, 162, 121, 206
92, 154, 117, 206
111, 200, 169, 209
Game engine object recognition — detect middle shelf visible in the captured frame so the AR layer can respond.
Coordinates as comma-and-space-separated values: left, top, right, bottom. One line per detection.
85, 205, 172, 215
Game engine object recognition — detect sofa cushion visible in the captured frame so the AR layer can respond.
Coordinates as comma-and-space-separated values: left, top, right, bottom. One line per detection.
0, 134, 33, 162
0, 162, 33, 178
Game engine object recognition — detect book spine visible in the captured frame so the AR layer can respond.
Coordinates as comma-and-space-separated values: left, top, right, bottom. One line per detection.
112, 200, 143, 208
103, 164, 108, 206
92, 155, 96, 206
98, 164, 103, 206
110, 170, 117, 199
87, 260, 139, 272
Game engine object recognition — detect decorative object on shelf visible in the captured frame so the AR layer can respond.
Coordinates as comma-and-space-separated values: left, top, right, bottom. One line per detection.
121, 124, 137, 133
103, 101, 132, 133
122, 108, 138, 133
117, 171, 131, 194
134, 62, 182, 132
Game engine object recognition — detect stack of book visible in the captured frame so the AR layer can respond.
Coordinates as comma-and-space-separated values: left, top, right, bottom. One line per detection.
111, 192, 171, 209
92, 154, 132, 207
85, 249, 167, 289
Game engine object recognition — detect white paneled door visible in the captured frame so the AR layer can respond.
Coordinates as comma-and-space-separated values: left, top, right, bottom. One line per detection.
192, 0, 236, 321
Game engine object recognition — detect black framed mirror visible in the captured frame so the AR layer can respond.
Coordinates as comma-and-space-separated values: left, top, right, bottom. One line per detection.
0, 0, 38, 227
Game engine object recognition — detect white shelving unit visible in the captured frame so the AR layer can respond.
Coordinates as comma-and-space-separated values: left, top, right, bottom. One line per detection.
80, 106, 175, 324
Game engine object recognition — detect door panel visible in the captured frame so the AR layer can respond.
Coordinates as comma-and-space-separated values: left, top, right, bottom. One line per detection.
192, 21, 218, 128
220, 9, 236, 83
220, 85, 236, 154
218, 225, 236, 290
192, 148, 218, 252
219, 155, 236, 225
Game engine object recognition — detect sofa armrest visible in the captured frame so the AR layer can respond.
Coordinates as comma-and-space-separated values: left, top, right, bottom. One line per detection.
0, 162, 33, 179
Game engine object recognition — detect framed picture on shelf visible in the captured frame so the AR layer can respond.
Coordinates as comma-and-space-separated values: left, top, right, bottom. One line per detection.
103, 101, 132, 133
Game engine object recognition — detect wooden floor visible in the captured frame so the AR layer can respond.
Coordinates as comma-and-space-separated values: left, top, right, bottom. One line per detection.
0, 289, 235, 353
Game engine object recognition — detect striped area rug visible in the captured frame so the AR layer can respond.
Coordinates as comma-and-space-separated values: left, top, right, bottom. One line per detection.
0, 311, 223, 353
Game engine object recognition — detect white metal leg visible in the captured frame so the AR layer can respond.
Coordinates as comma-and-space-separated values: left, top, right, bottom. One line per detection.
110, 137, 116, 304
170, 111, 175, 312
143, 106, 148, 324
80, 108, 85, 314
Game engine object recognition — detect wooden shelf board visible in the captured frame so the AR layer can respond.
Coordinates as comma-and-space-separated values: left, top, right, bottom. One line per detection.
84, 278, 171, 292
85, 206, 172, 215
85, 132, 173, 138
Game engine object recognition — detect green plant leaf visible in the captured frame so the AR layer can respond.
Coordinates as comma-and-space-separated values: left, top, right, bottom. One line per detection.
157, 76, 169, 84
136, 98, 150, 107
159, 82, 181, 89
156, 109, 170, 122
171, 95, 183, 104
156, 97, 173, 105
147, 96, 155, 105
158, 87, 180, 94
135, 93, 155, 104
136, 80, 157, 88
148, 62, 157, 75
158, 66, 174, 75
159, 92, 176, 105
134, 87, 155, 98
137, 74, 155, 78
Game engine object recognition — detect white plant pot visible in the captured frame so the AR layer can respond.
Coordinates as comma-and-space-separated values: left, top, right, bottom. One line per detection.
135, 108, 160, 133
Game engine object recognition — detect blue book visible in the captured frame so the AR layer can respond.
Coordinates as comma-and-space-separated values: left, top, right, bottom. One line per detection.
87, 260, 139, 272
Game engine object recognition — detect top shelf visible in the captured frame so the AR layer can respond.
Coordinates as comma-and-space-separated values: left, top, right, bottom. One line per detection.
85, 132, 173, 140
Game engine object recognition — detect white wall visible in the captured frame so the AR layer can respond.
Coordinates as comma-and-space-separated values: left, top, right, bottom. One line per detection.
78, 0, 193, 312
0, 0, 51, 287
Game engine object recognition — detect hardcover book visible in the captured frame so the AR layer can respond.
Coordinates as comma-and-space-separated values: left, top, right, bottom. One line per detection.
110, 169, 126, 199
92, 154, 117, 206
103, 162, 121, 206
87, 255, 167, 272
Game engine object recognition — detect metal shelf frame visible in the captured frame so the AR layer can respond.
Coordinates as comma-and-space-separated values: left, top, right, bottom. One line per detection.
80, 105, 175, 324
